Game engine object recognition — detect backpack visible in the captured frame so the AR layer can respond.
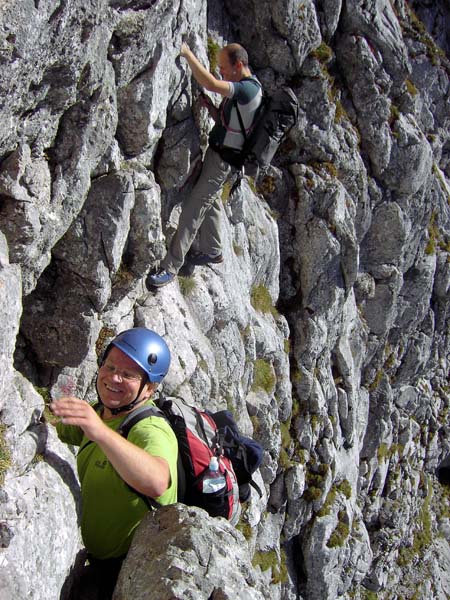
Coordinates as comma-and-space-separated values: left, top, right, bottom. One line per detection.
222, 82, 299, 171
117, 395, 264, 525
240, 85, 299, 169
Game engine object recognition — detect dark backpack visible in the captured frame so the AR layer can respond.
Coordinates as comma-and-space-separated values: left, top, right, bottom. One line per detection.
228, 83, 298, 171
118, 396, 263, 525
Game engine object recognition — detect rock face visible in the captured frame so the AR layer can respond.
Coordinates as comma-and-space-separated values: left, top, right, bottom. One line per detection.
0, 1, 449, 599
113, 504, 270, 600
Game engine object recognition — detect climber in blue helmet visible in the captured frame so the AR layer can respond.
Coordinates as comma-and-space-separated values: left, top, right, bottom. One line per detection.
51, 328, 178, 600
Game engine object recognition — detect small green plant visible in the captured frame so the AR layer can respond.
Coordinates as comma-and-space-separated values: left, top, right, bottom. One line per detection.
317, 486, 338, 517
257, 175, 276, 196
273, 548, 288, 585
251, 359, 276, 393
408, 8, 427, 36
233, 242, 244, 257
311, 42, 333, 64
225, 393, 235, 414
250, 284, 278, 316
361, 589, 378, 600
310, 414, 321, 431
36, 386, 51, 403
303, 486, 322, 502
221, 180, 232, 203
252, 549, 275, 571
291, 398, 301, 420
403, 6, 446, 66
333, 98, 346, 123
389, 104, 401, 129
179, 275, 196, 296
207, 37, 220, 73
432, 163, 450, 207
303, 465, 327, 502
96, 326, 116, 358
36, 387, 59, 425
337, 479, 352, 499
113, 262, 135, 287
246, 176, 257, 194
280, 420, 292, 450
279, 417, 296, 468
292, 368, 303, 384
317, 479, 352, 518
252, 549, 288, 584
377, 443, 390, 461
368, 369, 384, 392
0, 424, 11, 486
279, 447, 294, 470
327, 511, 350, 548
309, 160, 338, 178
318, 463, 330, 476
425, 210, 440, 255
240, 324, 251, 340
236, 519, 253, 540
296, 448, 308, 464
197, 359, 208, 373
398, 476, 433, 566
31, 454, 44, 466
250, 414, 261, 436
405, 78, 418, 96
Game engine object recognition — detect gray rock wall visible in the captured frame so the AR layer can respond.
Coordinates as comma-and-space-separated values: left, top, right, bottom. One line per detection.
0, 0, 449, 599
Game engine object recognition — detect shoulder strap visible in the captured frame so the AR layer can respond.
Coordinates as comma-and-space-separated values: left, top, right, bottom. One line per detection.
239, 75, 263, 91
234, 99, 247, 140
233, 77, 264, 141
118, 405, 165, 438
120, 398, 187, 504
116, 404, 170, 511
249, 478, 263, 498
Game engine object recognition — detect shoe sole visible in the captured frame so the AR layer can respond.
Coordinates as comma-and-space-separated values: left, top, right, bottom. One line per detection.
148, 281, 173, 289
145, 274, 175, 289
189, 255, 224, 266
179, 262, 196, 277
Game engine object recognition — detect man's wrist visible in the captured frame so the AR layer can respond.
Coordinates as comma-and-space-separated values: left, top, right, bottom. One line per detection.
181, 47, 192, 60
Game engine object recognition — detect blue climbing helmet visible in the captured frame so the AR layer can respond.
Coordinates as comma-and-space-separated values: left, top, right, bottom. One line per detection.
109, 327, 171, 383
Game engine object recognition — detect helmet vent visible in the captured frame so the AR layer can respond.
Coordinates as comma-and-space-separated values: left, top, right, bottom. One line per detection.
148, 353, 158, 365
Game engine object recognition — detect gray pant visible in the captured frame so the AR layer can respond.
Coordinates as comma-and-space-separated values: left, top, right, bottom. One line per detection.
161, 147, 231, 274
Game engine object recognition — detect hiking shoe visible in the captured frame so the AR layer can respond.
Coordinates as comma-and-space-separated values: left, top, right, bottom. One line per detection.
189, 252, 224, 266
146, 269, 175, 289
178, 261, 196, 277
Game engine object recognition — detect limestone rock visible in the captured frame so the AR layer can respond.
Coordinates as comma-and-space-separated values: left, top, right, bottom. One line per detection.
113, 504, 270, 600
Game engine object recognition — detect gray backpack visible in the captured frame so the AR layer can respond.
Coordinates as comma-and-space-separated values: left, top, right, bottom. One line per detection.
234, 83, 299, 170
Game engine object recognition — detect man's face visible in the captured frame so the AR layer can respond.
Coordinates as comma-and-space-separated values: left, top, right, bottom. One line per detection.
218, 49, 237, 82
97, 346, 151, 411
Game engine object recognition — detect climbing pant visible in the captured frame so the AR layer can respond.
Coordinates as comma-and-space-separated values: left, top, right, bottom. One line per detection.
161, 146, 231, 274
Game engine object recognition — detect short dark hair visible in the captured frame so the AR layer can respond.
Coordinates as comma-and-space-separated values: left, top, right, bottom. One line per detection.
223, 43, 249, 67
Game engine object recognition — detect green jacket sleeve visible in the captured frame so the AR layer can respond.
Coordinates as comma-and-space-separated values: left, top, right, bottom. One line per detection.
56, 422, 84, 446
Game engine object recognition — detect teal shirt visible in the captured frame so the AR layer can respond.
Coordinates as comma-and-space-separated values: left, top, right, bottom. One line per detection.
57, 401, 178, 559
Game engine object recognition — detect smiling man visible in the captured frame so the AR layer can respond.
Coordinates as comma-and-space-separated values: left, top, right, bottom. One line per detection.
51, 328, 177, 599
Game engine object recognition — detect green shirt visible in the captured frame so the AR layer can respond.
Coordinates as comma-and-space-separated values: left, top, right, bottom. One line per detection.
57, 401, 178, 559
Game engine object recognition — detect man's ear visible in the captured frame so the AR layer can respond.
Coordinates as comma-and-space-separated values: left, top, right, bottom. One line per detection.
143, 381, 158, 399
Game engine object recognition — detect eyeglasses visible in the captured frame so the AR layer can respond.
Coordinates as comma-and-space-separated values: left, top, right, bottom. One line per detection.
101, 361, 143, 383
